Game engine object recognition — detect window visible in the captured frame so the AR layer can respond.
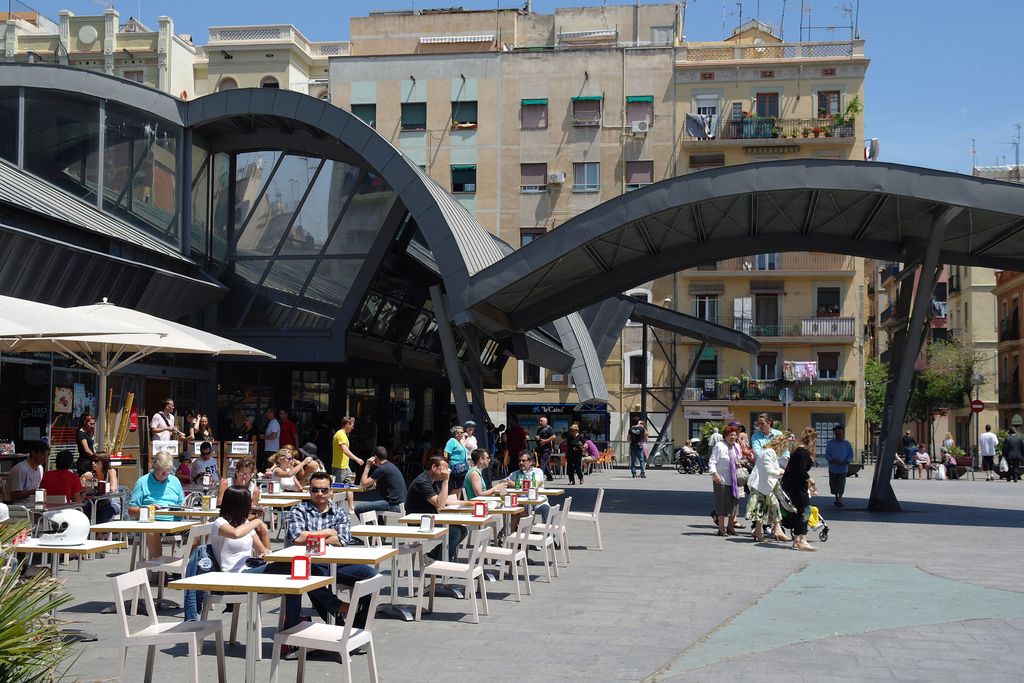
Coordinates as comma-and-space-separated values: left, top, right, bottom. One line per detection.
625, 351, 652, 387
572, 96, 602, 126
696, 348, 718, 398
451, 100, 478, 129
572, 161, 600, 192
518, 361, 544, 387
217, 77, 237, 92
733, 296, 753, 334
756, 352, 778, 379
818, 90, 840, 117
260, 76, 279, 89
811, 413, 845, 459
625, 96, 654, 126
755, 253, 778, 270
351, 103, 376, 128
520, 163, 547, 192
689, 153, 725, 171
450, 165, 477, 193
521, 99, 548, 129
693, 295, 719, 323
695, 95, 719, 136
625, 161, 654, 191
401, 102, 427, 131
818, 352, 840, 379
816, 287, 841, 317
123, 70, 144, 83
520, 228, 546, 246
626, 289, 651, 325
755, 92, 779, 118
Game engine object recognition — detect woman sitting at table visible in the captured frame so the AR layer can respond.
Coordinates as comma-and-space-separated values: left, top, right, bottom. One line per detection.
128, 450, 185, 560
184, 485, 270, 621
39, 450, 84, 504
463, 448, 507, 500
85, 456, 121, 525
269, 448, 314, 492
216, 458, 262, 512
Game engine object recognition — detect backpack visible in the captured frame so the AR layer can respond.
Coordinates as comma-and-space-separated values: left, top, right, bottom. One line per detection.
183, 543, 220, 621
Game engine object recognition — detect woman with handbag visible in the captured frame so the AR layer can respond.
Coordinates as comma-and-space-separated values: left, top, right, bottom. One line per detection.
445, 425, 470, 491
780, 427, 818, 551
708, 425, 743, 536
746, 435, 791, 542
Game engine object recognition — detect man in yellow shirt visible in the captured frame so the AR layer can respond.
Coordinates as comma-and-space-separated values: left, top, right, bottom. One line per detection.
332, 416, 364, 484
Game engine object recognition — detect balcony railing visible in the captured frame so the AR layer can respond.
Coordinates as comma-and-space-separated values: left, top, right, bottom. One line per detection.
698, 315, 856, 338
686, 378, 856, 403
999, 382, 1020, 404
678, 40, 862, 63
692, 252, 856, 272
880, 262, 899, 285
1000, 316, 1020, 342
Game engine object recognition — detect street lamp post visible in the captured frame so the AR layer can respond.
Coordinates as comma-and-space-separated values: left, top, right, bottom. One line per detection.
971, 371, 984, 467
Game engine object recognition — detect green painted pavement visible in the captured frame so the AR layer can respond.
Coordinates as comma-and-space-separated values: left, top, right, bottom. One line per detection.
657, 561, 1024, 678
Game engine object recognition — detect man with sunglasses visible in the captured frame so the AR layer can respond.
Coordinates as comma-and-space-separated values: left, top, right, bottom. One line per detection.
504, 451, 551, 523
270, 471, 378, 645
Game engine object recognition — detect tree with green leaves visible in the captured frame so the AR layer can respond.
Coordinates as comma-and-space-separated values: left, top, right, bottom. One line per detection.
864, 358, 888, 432
907, 338, 983, 447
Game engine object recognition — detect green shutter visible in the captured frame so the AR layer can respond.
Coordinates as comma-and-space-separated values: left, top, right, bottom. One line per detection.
626, 95, 654, 103
571, 95, 603, 101
521, 98, 548, 106
699, 347, 717, 361
450, 164, 477, 171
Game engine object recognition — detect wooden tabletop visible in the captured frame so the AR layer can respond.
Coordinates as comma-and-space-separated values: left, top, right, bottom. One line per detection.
13, 539, 127, 555
169, 571, 334, 595
397, 513, 494, 527
91, 520, 196, 534
444, 505, 525, 515
350, 524, 448, 540
263, 544, 398, 566
261, 498, 302, 508
155, 508, 221, 518
507, 488, 564, 496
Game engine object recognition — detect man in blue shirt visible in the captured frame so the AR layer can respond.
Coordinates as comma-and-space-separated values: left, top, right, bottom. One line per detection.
751, 414, 788, 466
825, 425, 855, 507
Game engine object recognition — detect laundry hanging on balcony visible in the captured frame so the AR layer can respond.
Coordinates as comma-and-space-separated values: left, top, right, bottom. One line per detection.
782, 361, 817, 383
685, 113, 715, 140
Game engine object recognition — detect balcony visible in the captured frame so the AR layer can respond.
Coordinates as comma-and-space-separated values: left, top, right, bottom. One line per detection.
880, 262, 899, 286
879, 304, 894, 327
999, 382, 1021, 404
725, 315, 856, 338
686, 378, 856, 403
684, 117, 857, 144
678, 40, 863, 63
690, 252, 856, 273
1000, 316, 1020, 343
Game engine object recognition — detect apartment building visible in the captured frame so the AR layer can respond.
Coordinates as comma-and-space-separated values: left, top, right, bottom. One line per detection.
327, 6, 869, 453
995, 270, 1024, 431
2, 8, 196, 97
946, 266, 997, 447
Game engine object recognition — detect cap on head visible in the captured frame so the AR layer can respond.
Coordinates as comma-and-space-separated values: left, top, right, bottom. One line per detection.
464, 420, 476, 429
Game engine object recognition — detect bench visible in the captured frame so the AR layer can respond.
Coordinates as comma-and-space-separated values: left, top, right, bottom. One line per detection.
952, 456, 975, 481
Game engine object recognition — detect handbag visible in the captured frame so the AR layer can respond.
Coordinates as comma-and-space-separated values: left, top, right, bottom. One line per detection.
451, 461, 469, 476
999, 457, 1009, 473
244, 556, 267, 569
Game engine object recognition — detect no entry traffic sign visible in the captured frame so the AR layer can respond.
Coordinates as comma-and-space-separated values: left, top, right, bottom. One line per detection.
971, 399, 985, 413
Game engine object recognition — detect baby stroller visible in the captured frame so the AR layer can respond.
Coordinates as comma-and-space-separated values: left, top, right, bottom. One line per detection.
776, 488, 830, 542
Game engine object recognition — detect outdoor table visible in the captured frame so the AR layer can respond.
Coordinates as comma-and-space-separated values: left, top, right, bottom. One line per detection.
27, 501, 83, 530
260, 498, 301, 535
155, 507, 221, 519
262, 491, 311, 500
350, 524, 448, 620
169, 571, 334, 683
398, 512, 494, 598
507, 488, 564, 496
443, 504, 525, 538
13, 538, 127, 641
90, 519, 197, 571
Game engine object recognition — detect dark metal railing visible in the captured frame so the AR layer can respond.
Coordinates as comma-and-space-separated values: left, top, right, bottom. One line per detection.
714, 117, 856, 141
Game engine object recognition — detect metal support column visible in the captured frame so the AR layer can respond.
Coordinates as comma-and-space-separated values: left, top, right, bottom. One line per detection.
640, 321, 648, 423
460, 332, 491, 431
651, 340, 706, 452
869, 207, 961, 511
429, 286, 472, 425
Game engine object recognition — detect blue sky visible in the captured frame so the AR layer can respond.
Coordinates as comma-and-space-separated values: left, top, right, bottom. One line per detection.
24, 0, 1024, 174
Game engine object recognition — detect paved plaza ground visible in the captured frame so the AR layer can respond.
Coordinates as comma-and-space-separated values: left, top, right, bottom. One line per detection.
49, 465, 1023, 682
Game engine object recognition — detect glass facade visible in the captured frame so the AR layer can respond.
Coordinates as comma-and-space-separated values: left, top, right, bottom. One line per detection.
23, 90, 100, 202
0, 88, 18, 163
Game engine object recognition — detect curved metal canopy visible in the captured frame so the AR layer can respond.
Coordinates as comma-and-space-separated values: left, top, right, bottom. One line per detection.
463, 159, 1024, 330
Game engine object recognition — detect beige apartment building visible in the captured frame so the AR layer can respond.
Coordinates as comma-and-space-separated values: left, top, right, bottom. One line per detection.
328, 5, 869, 457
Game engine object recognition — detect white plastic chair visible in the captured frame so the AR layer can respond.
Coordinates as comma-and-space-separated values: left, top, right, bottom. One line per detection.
382, 507, 434, 599
524, 504, 560, 582
533, 496, 573, 565
482, 516, 532, 601
269, 573, 386, 683
134, 522, 212, 615
416, 527, 492, 624
566, 488, 604, 550
111, 568, 226, 683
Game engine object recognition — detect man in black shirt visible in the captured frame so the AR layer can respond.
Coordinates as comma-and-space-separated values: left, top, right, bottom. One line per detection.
535, 416, 556, 481
406, 455, 465, 561
1003, 427, 1023, 482
356, 447, 408, 515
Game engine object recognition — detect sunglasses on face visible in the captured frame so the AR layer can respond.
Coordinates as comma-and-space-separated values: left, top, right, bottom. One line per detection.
309, 487, 330, 494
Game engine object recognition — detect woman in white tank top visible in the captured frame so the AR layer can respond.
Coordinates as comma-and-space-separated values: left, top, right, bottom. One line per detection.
212, 485, 270, 572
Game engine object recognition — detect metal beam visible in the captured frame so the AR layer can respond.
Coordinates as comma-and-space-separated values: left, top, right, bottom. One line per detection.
971, 217, 1024, 257
869, 207, 962, 511
429, 285, 471, 423
650, 340, 705, 452
623, 296, 761, 355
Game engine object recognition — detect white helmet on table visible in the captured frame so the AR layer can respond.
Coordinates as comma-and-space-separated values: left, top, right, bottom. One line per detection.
39, 509, 90, 546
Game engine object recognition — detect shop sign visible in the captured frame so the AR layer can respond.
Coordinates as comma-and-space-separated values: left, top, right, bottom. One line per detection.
684, 406, 735, 420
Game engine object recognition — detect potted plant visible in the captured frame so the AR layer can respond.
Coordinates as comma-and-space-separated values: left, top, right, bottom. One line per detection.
812, 127, 822, 138
802, 127, 810, 138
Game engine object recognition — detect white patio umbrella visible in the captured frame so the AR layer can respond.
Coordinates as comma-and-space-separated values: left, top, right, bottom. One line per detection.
10, 299, 274, 446
0, 295, 143, 350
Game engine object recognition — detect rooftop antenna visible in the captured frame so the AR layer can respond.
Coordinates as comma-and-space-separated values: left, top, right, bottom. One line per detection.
779, 0, 787, 40
969, 137, 977, 174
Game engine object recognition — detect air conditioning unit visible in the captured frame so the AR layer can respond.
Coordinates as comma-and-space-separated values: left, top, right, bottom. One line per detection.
630, 120, 650, 134
683, 387, 702, 401
548, 172, 566, 184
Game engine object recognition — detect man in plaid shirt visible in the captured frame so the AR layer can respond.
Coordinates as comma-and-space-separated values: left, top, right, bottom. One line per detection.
270, 471, 378, 643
